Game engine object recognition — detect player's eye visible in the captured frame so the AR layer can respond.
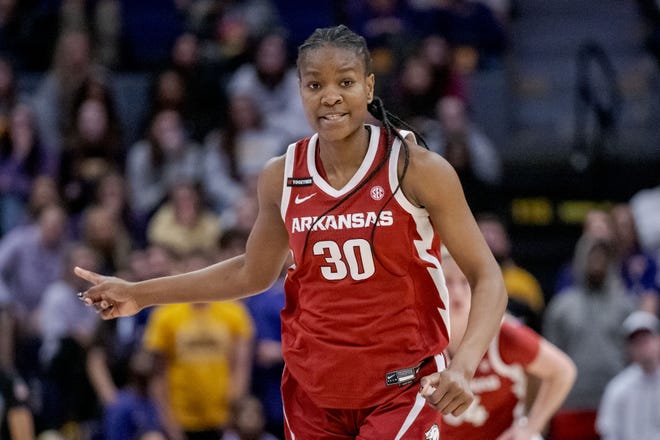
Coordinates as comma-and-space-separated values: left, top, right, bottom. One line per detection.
341, 79, 354, 87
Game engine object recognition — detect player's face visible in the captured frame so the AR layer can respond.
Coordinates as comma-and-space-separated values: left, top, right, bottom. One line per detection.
443, 258, 471, 314
298, 45, 374, 143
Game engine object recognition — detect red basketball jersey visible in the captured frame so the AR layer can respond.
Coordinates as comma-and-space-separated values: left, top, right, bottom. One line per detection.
441, 318, 541, 440
280, 125, 449, 409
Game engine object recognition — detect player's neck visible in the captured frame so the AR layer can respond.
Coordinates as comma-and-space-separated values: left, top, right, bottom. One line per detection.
316, 126, 370, 188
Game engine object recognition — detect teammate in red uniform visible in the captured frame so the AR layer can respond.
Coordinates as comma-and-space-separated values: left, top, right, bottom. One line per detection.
441, 253, 576, 440
75, 25, 508, 439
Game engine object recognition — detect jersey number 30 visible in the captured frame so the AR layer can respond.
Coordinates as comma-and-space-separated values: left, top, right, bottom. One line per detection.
313, 239, 375, 281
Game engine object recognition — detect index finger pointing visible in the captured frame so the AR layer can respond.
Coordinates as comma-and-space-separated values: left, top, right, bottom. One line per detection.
74, 266, 106, 285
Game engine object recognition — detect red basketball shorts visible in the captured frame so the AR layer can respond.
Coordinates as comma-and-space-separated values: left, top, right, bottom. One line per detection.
282, 354, 446, 439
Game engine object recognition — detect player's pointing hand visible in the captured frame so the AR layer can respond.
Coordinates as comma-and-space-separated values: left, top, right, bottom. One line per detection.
75, 266, 140, 319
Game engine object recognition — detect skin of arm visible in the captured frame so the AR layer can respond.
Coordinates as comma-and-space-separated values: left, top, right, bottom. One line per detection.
7, 406, 34, 440
76, 157, 291, 318
228, 333, 253, 402
403, 141, 508, 416
496, 339, 577, 440
86, 346, 118, 405
150, 354, 184, 440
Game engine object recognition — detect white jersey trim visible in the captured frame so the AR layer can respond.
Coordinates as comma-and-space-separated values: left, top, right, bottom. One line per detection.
388, 132, 450, 335
387, 130, 426, 217
306, 125, 381, 198
280, 141, 297, 221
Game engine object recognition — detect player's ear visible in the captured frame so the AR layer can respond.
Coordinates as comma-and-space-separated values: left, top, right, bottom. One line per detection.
366, 73, 375, 103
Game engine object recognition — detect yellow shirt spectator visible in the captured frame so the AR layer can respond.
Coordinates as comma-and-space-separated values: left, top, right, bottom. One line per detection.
143, 301, 253, 431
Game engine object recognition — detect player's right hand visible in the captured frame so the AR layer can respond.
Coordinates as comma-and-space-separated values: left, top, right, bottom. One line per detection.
420, 368, 474, 416
75, 266, 140, 319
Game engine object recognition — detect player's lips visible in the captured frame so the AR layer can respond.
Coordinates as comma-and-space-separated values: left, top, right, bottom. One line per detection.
320, 112, 348, 121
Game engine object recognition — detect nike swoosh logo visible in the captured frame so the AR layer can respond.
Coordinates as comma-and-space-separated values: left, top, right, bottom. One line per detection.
294, 193, 317, 204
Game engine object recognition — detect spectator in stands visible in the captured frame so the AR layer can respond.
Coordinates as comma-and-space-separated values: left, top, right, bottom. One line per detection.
126, 109, 203, 223
143, 252, 254, 440
58, 0, 121, 68
202, 93, 290, 198
0, 55, 18, 127
0, 203, 70, 334
630, 182, 660, 265
0, 297, 12, 369
219, 191, 259, 236
220, 396, 278, 440
424, 95, 501, 212
419, 34, 467, 102
0, 102, 55, 235
32, 29, 94, 156
93, 171, 145, 247
611, 203, 659, 314
59, 96, 124, 214
36, 243, 101, 435
477, 213, 545, 330
214, 228, 249, 265
554, 208, 618, 294
102, 349, 165, 440
37, 244, 100, 367
634, 0, 660, 65
147, 180, 221, 257
143, 69, 195, 140
0, 299, 35, 440
68, 67, 123, 146
197, 5, 254, 75
596, 310, 660, 440
345, 0, 415, 82
226, 31, 310, 141
185, 0, 280, 44
86, 246, 172, 411
244, 253, 287, 439
0, 361, 34, 440
0, 1, 22, 66
544, 236, 635, 440
427, 95, 502, 187
24, 176, 62, 226
386, 54, 443, 127
169, 32, 227, 142
433, 0, 508, 72
80, 205, 132, 275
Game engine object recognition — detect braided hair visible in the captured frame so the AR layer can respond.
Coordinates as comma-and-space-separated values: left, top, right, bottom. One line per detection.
297, 25, 428, 255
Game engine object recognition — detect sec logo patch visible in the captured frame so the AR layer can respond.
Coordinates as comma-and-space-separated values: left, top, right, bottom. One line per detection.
370, 185, 385, 200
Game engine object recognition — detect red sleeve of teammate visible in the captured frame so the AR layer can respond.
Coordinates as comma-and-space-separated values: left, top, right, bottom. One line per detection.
498, 318, 541, 366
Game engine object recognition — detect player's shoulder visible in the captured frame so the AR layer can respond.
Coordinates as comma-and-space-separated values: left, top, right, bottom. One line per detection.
259, 154, 286, 186
500, 315, 540, 343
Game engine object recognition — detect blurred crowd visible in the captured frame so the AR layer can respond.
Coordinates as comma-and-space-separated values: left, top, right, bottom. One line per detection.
0, 1, 659, 440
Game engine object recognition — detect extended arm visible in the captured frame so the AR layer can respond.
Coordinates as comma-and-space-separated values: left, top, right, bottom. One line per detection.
76, 157, 291, 318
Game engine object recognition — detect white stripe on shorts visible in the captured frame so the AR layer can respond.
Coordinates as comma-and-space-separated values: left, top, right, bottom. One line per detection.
394, 354, 446, 440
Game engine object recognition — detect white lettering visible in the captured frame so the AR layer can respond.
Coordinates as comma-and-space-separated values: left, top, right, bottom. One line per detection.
290, 211, 395, 233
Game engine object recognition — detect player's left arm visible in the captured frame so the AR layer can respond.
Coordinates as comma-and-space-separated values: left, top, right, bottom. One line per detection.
498, 339, 577, 440
402, 140, 508, 416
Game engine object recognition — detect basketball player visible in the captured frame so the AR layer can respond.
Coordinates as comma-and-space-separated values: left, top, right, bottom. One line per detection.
76, 25, 508, 439
441, 253, 576, 440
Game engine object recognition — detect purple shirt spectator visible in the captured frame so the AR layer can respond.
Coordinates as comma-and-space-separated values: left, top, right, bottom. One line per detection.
0, 219, 68, 317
